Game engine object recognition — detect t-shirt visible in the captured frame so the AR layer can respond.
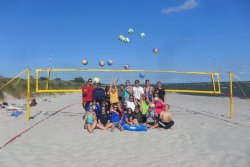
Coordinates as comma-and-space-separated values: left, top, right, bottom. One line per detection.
154, 88, 165, 102
109, 87, 119, 104
141, 100, 149, 115
121, 113, 128, 125
146, 111, 158, 123
124, 86, 132, 100
111, 110, 120, 123
118, 89, 124, 102
133, 112, 143, 124
98, 112, 110, 125
154, 99, 165, 115
133, 86, 144, 100
82, 85, 95, 102
126, 101, 135, 111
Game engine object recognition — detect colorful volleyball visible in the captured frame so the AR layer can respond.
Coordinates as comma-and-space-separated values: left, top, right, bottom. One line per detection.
99, 61, 105, 67
124, 37, 130, 44
139, 72, 145, 78
128, 28, 134, 34
154, 97, 159, 103
124, 64, 130, 70
152, 48, 159, 54
118, 35, 125, 42
150, 103, 155, 109
140, 33, 145, 38
93, 77, 100, 84
107, 60, 113, 66
82, 59, 88, 65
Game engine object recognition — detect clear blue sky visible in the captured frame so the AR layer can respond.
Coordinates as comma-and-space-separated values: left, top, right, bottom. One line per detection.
0, 0, 250, 79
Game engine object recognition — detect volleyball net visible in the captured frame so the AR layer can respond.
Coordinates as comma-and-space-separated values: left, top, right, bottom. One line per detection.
36, 68, 221, 94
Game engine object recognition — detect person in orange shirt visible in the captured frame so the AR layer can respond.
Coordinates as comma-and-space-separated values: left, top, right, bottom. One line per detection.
109, 79, 119, 105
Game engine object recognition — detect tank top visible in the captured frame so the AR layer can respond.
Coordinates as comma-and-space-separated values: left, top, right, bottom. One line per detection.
87, 112, 93, 124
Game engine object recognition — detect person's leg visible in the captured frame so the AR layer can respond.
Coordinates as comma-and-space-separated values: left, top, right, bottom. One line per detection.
105, 122, 114, 129
158, 120, 166, 128
164, 121, 174, 129
142, 114, 147, 123
96, 123, 105, 130
146, 123, 153, 128
149, 123, 159, 129
86, 124, 92, 133
91, 120, 97, 132
133, 119, 139, 125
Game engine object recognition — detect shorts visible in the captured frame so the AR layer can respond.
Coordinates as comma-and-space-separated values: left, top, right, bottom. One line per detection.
113, 122, 121, 128
146, 122, 155, 126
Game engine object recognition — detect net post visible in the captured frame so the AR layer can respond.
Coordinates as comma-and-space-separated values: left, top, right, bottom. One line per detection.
26, 68, 31, 121
211, 74, 216, 93
46, 68, 51, 90
229, 72, 234, 119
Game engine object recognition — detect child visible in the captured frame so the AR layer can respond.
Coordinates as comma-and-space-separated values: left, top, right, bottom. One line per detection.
86, 100, 101, 116
96, 107, 114, 131
146, 106, 159, 129
83, 107, 97, 133
158, 104, 174, 129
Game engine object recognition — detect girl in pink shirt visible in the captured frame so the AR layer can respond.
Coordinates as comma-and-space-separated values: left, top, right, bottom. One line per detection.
153, 96, 165, 115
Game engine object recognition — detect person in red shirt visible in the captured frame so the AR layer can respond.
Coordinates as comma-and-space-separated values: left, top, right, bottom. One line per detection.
82, 78, 95, 109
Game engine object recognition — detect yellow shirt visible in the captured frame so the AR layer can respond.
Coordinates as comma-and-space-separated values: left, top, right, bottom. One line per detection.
109, 87, 119, 104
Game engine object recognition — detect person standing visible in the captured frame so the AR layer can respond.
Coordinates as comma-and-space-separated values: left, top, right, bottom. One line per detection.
124, 80, 133, 101
133, 80, 144, 101
144, 80, 154, 102
82, 78, 95, 110
92, 83, 105, 104
154, 81, 166, 102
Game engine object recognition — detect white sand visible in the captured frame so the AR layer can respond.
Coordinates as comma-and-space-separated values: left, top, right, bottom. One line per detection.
0, 93, 250, 167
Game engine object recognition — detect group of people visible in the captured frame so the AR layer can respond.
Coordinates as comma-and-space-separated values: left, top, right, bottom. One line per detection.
82, 78, 174, 133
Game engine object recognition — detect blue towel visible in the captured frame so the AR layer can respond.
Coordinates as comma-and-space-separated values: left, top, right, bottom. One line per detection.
11, 111, 23, 117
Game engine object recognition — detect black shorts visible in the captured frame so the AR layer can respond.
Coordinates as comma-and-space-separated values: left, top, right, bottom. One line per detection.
147, 122, 155, 126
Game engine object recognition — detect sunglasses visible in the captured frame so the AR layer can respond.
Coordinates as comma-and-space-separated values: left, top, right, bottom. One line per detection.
113, 107, 118, 108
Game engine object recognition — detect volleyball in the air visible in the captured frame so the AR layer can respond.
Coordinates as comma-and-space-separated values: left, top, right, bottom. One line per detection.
124, 37, 130, 44
93, 77, 100, 84
140, 33, 145, 38
107, 60, 113, 66
118, 35, 125, 42
99, 61, 105, 67
128, 28, 134, 34
152, 48, 159, 54
150, 103, 155, 109
124, 64, 130, 70
82, 59, 88, 65
139, 72, 145, 78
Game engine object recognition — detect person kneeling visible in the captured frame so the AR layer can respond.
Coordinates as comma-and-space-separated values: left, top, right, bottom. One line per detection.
158, 104, 174, 129
84, 107, 97, 133
97, 107, 114, 131
146, 107, 159, 129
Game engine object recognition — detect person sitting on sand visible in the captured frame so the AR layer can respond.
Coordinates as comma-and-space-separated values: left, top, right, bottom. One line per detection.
153, 96, 165, 116
84, 107, 97, 133
121, 108, 134, 126
146, 106, 159, 129
110, 104, 121, 130
96, 107, 114, 131
130, 106, 143, 125
158, 104, 174, 129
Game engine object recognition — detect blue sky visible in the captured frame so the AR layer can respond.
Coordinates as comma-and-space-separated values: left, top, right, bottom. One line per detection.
0, 0, 250, 79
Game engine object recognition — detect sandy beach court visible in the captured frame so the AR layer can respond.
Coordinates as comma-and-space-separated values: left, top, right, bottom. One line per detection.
1, 93, 250, 167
